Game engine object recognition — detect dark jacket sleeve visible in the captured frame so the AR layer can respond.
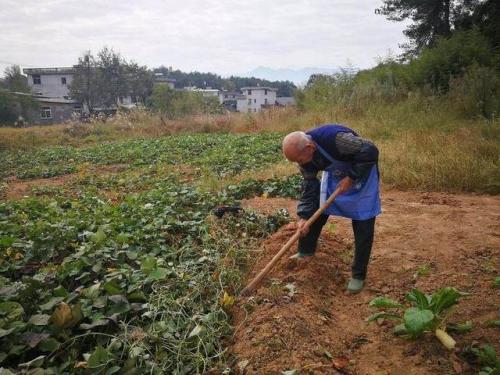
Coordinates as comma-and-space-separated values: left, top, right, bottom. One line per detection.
296, 166, 320, 220
335, 132, 379, 180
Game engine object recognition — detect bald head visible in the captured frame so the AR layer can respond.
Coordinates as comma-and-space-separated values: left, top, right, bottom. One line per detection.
282, 131, 316, 164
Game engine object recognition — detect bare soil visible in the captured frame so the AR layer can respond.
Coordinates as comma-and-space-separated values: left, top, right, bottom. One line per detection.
231, 191, 500, 375
2, 174, 75, 200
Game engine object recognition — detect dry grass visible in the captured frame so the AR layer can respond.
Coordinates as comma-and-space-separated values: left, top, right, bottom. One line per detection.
1, 105, 498, 193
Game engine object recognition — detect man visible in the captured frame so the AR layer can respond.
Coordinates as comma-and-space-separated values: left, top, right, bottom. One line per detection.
282, 124, 381, 293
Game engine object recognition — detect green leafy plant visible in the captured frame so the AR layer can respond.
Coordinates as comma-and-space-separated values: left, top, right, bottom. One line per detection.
463, 344, 500, 375
367, 287, 467, 349
0, 131, 298, 373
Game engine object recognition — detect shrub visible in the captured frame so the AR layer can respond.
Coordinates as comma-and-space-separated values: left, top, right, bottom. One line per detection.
449, 64, 500, 119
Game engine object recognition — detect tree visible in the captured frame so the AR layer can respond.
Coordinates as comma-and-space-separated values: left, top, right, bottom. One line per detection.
126, 62, 154, 104
0, 91, 37, 126
70, 51, 101, 112
70, 48, 154, 111
3, 65, 29, 93
454, 0, 500, 49
96, 47, 129, 107
148, 85, 223, 119
376, 0, 454, 56
152, 66, 297, 96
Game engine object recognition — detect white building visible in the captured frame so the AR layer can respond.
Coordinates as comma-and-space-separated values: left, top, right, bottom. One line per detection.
23, 67, 74, 98
237, 86, 277, 113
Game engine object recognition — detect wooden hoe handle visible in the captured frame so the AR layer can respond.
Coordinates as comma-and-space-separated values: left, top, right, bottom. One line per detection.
240, 187, 342, 296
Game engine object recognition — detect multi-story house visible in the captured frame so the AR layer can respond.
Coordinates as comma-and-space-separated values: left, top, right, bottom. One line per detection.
24, 67, 74, 98
22, 67, 176, 124
237, 86, 277, 113
23, 67, 81, 124
220, 91, 246, 111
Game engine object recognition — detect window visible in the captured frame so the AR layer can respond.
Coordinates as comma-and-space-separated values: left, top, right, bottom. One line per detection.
247, 89, 252, 95
264, 98, 268, 105
33, 75, 41, 85
254, 108, 257, 112
254, 99, 256, 103
224, 94, 228, 99
73, 106, 82, 115
40, 107, 52, 119
248, 99, 252, 105
247, 108, 251, 113
265, 89, 268, 95
61, 77, 67, 85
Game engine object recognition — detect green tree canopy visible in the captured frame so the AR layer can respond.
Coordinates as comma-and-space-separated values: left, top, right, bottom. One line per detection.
153, 66, 296, 97
148, 85, 223, 119
2, 65, 30, 93
70, 48, 153, 112
376, 0, 499, 57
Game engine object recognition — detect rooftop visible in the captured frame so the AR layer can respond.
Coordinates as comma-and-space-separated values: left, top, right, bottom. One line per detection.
34, 96, 79, 104
240, 86, 278, 91
23, 67, 75, 75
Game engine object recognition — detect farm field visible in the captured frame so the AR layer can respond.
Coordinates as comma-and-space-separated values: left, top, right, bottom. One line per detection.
0, 132, 499, 374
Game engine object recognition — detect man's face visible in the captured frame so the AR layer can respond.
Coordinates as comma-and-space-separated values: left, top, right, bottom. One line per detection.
287, 143, 315, 165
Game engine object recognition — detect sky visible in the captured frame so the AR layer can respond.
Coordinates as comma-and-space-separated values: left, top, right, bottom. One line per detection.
0, 0, 407, 79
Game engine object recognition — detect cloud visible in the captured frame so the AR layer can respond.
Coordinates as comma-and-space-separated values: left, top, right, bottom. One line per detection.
0, 0, 407, 77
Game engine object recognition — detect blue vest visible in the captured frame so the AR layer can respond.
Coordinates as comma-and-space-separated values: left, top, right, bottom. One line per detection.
307, 125, 381, 220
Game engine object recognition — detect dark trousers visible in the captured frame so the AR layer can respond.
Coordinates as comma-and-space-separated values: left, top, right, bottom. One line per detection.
298, 214, 376, 280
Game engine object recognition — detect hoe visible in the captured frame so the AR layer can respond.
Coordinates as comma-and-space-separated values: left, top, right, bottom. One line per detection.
240, 186, 342, 296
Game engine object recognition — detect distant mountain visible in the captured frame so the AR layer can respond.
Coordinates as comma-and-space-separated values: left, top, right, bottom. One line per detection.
243, 66, 343, 85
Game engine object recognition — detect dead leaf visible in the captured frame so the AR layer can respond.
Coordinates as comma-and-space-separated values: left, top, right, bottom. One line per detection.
74, 361, 87, 369
221, 292, 235, 308
51, 303, 72, 328
332, 356, 349, 370
51, 302, 82, 328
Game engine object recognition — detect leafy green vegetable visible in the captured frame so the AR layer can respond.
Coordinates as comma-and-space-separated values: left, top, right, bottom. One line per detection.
0, 132, 297, 372
366, 312, 402, 322
405, 289, 430, 310
404, 308, 434, 337
368, 287, 466, 344
467, 344, 500, 375
428, 287, 461, 314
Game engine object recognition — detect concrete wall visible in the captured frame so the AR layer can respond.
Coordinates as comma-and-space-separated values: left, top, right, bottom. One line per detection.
34, 102, 81, 125
28, 73, 73, 98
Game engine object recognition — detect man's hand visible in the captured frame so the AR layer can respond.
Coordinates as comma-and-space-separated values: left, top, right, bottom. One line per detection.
297, 218, 309, 237
337, 176, 354, 194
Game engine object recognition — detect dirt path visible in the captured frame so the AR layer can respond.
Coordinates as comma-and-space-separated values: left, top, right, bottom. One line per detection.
231, 191, 500, 374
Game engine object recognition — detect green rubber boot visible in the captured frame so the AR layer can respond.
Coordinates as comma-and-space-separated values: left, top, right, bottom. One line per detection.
347, 278, 365, 293
289, 252, 313, 259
